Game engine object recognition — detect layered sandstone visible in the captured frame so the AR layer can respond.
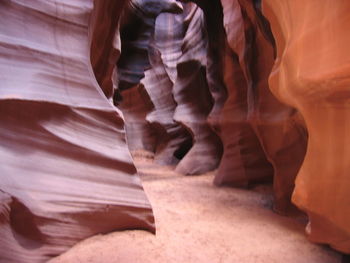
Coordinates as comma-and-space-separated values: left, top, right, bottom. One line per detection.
116, 0, 184, 155
2, 0, 349, 259
172, 3, 223, 174
218, 0, 307, 213
119, 2, 223, 173
0, 1, 154, 262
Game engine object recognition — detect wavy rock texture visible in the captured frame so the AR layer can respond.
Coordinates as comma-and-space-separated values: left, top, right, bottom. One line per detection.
3, 0, 348, 258
179, 0, 274, 191
142, 10, 204, 166
209, 0, 308, 214
232, 0, 307, 213
0, 1, 154, 262
215, 48, 274, 188
119, 2, 223, 173
220, 0, 273, 189
263, 0, 350, 253
142, 43, 192, 165
172, 3, 223, 174
188, 0, 228, 128
197, 0, 274, 190
116, 0, 184, 154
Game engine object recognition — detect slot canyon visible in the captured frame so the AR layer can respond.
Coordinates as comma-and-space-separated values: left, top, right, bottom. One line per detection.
0, 0, 349, 262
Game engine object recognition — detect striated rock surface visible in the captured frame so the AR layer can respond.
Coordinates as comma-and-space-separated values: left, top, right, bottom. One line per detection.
142, 42, 192, 165
172, 3, 223, 174
116, 0, 184, 154
0, 1, 154, 262
236, 0, 307, 213
207, 0, 274, 189
263, 0, 350, 253
120, 2, 223, 173
211, 0, 308, 214
3, 0, 348, 257
143, 7, 211, 168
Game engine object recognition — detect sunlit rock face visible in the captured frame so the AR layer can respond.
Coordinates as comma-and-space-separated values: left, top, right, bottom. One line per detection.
263, 0, 350, 253
0, 1, 154, 262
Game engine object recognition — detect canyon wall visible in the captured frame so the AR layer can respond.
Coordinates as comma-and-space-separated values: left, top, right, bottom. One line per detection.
218, 0, 308, 213
1, 0, 349, 259
120, 0, 307, 213
263, 0, 350, 253
117, 0, 349, 254
0, 1, 154, 262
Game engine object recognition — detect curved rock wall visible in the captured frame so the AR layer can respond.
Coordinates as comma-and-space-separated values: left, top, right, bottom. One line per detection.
172, 3, 223, 174
121, 0, 349, 252
0, 1, 154, 262
236, 0, 307, 213
211, 0, 274, 190
142, 41, 192, 165
118, 0, 306, 212
116, 0, 184, 155
263, 0, 350, 253
90, 0, 127, 99
119, 1, 223, 173
217, 0, 308, 213
2, 0, 349, 258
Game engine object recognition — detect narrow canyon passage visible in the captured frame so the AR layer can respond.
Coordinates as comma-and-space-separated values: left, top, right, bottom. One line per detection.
1, 0, 350, 261
50, 152, 341, 263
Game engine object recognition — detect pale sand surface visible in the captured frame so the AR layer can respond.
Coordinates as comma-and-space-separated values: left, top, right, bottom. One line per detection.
50, 153, 342, 263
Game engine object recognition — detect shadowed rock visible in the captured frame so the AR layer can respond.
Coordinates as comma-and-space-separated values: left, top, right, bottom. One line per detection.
116, 0, 184, 154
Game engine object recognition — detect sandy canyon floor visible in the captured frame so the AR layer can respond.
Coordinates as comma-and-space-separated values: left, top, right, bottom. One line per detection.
51, 152, 344, 263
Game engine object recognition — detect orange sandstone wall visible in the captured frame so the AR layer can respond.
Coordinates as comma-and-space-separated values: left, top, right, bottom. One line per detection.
263, 0, 350, 253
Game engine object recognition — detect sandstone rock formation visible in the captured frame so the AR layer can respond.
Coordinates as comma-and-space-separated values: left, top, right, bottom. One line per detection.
217, 0, 308, 213
263, 0, 350, 253
118, 0, 307, 212
116, 0, 184, 154
0, 1, 154, 262
208, 0, 275, 189
2, 0, 349, 259
142, 43, 192, 166
183, 0, 306, 214
172, 3, 223, 174
119, 1, 223, 173
90, 0, 127, 99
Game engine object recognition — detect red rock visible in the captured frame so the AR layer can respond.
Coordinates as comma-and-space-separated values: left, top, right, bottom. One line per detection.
116, 0, 186, 157
172, 4, 223, 174
213, 0, 308, 214
117, 83, 157, 153
0, 1, 154, 261
142, 42, 192, 165
263, 0, 350, 253
207, 0, 272, 189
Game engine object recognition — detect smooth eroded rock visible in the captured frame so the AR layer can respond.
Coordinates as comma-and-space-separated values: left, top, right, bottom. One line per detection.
0, 1, 154, 261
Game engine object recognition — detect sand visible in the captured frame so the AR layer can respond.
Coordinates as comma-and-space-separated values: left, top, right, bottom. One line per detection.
50, 154, 343, 263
